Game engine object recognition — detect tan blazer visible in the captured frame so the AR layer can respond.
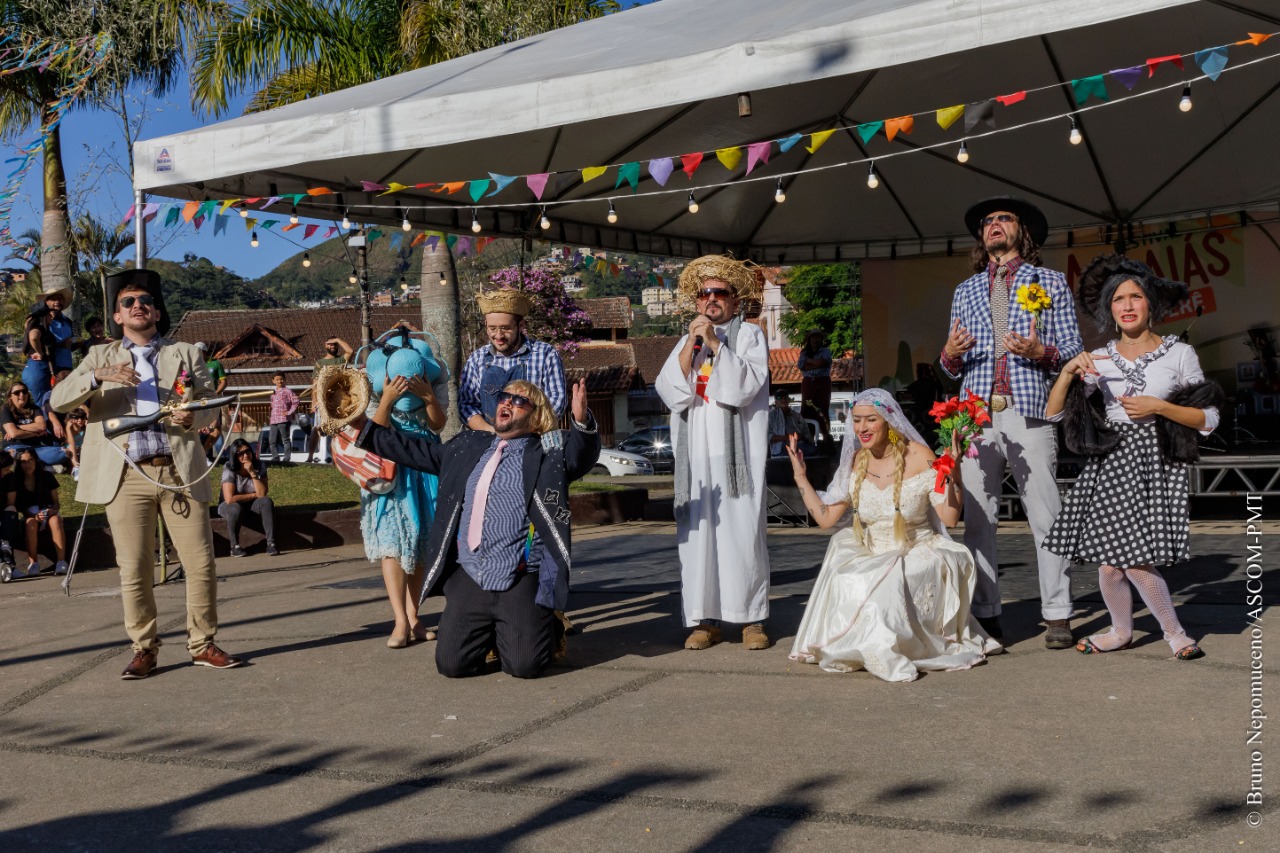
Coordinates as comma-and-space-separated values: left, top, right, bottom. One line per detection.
51, 338, 217, 505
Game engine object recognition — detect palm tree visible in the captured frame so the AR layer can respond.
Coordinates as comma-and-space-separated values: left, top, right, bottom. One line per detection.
190, 0, 620, 436
0, 1, 215, 304
71, 213, 135, 322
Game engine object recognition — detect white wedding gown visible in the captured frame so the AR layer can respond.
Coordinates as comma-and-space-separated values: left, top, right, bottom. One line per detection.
789, 470, 1001, 682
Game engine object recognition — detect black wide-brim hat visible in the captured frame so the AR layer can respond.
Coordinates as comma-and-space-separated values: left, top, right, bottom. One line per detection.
964, 196, 1049, 246
105, 268, 169, 338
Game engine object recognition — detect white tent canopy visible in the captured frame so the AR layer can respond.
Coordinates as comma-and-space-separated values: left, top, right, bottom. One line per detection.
135, 0, 1280, 261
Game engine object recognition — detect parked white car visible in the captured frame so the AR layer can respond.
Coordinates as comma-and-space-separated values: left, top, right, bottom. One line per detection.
591, 447, 654, 476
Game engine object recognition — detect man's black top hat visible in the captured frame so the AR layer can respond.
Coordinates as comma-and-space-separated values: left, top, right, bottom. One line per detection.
105, 268, 169, 338
964, 196, 1049, 247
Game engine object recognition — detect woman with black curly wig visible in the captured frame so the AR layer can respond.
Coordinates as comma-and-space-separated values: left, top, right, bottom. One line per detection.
1042, 255, 1220, 660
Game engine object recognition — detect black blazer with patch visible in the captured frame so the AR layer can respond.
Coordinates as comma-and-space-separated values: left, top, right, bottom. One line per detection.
357, 418, 601, 610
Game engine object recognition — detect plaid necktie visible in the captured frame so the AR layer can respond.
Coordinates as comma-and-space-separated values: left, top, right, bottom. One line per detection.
991, 264, 1009, 369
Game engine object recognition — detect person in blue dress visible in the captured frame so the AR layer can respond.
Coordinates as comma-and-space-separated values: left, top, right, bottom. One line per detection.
360, 326, 449, 648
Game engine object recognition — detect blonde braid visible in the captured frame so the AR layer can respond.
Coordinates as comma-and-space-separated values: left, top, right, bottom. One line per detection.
848, 448, 871, 543
891, 441, 908, 546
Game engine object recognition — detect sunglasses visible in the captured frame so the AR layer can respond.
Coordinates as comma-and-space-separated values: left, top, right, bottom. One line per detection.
496, 391, 534, 411
10, 389, 28, 396
236, 449, 253, 456
118, 294, 156, 309
697, 287, 734, 300
980, 214, 1018, 228
69, 413, 86, 420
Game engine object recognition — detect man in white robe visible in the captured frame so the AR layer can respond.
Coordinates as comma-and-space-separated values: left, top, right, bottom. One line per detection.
656, 256, 771, 651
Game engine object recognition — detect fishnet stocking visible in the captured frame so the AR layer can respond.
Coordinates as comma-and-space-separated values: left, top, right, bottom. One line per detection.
1090, 565, 1134, 650
1127, 567, 1194, 653
1091, 564, 1194, 653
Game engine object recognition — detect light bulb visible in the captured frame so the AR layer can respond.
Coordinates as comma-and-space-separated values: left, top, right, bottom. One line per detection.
1179, 84, 1192, 112
774, 179, 786, 203
471, 210, 482, 233
539, 207, 551, 230
289, 206, 298, 225
341, 210, 351, 230
400, 277, 408, 290
401, 211, 412, 231
349, 270, 358, 284
866, 163, 879, 189
1069, 118, 1082, 145
957, 141, 969, 163
239, 205, 249, 218
302, 252, 311, 268
607, 201, 618, 224
250, 231, 259, 247
439, 271, 448, 286
687, 192, 699, 214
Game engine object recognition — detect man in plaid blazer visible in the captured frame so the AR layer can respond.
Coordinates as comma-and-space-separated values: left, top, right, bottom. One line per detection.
939, 197, 1083, 649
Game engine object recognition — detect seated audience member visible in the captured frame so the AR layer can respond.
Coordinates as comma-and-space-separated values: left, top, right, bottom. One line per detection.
218, 438, 278, 557
1, 381, 67, 468
41, 366, 72, 446
6, 447, 68, 577
355, 378, 600, 679
0, 450, 16, 570
64, 406, 88, 479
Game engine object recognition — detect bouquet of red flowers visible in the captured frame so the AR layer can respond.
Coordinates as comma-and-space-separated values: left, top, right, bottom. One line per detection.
928, 391, 991, 493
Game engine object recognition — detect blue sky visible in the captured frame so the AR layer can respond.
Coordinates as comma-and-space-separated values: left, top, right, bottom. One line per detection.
7, 0, 660, 282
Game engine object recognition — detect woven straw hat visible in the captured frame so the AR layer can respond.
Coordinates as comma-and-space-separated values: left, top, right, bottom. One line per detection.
675, 255, 763, 313
314, 364, 371, 436
476, 288, 534, 318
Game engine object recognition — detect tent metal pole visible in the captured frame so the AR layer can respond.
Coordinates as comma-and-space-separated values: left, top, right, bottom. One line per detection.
134, 188, 146, 269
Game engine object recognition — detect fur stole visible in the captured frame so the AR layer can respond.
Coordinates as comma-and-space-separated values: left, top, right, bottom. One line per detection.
1060, 378, 1223, 464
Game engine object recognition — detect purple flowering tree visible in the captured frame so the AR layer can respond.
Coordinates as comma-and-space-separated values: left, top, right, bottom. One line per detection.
485, 264, 591, 354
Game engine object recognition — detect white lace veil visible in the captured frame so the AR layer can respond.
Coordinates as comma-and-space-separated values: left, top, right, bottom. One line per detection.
818, 388, 929, 505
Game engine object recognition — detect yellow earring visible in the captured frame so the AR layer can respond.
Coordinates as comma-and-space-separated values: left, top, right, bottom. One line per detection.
887, 429, 901, 445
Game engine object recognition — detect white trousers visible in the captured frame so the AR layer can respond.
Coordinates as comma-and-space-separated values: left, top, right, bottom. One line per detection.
960, 409, 1073, 621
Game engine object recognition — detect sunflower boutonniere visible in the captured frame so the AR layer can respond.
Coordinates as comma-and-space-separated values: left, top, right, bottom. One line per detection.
1015, 276, 1052, 329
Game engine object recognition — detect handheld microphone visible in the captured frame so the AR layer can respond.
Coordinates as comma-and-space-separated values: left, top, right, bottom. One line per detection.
692, 335, 704, 356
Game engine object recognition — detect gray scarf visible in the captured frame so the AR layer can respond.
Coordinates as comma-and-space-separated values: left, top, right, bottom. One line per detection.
674, 316, 752, 516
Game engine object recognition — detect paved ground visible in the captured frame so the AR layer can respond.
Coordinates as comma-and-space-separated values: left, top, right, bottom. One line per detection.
0, 516, 1274, 852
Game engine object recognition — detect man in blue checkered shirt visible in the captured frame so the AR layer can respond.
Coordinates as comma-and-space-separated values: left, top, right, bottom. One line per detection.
459, 289, 566, 432
939, 196, 1083, 650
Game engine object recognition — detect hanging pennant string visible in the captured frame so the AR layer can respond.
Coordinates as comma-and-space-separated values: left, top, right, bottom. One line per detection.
0, 31, 111, 258
135, 31, 1280, 233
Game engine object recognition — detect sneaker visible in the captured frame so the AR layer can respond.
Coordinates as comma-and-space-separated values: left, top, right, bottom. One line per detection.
1044, 619, 1074, 650
230, 545, 246, 558
25, 560, 40, 577
265, 541, 279, 556
54, 560, 68, 575
742, 623, 771, 650
684, 624, 722, 650
191, 643, 245, 669
121, 649, 157, 680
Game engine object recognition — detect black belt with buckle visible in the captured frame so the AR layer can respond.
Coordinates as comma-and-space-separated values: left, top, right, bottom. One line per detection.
136, 455, 173, 467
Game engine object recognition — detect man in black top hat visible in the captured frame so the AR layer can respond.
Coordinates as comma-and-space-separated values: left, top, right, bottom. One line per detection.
52, 269, 243, 679
937, 196, 1083, 649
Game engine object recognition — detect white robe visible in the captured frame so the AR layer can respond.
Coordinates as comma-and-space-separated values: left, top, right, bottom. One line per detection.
656, 322, 770, 626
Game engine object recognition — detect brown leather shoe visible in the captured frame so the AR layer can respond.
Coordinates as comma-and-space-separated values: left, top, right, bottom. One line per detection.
121, 649, 157, 680
191, 644, 245, 669
742, 623, 771, 650
684, 625, 722, 650
1044, 619, 1074, 650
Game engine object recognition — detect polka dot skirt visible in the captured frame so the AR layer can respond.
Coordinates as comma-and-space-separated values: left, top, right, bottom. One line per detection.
1043, 423, 1190, 567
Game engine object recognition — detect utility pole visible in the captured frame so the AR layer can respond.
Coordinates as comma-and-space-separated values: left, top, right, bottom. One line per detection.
349, 229, 371, 347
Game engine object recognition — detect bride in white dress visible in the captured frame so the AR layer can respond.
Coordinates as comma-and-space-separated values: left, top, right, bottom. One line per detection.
786, 389, 1000, 682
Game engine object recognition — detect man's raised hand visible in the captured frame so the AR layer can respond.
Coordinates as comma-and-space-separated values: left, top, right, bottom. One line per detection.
571, 378, 589, 424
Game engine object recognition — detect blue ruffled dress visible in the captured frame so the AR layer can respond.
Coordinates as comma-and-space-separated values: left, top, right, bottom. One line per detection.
359, 402, 440, 572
